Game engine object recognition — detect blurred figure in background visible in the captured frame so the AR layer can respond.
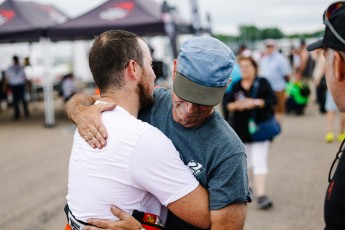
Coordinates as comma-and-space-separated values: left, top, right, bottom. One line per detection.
222, 63, 242, 122
285, 68, 311, 115
61, 73, 77, 102
324, 91, 345, 143
259, 39, 292, 123
225, 56, 277, 210
313, 49, 327, 114
0, 71, 8, 112
5, 55, 30, 120
299, 40, 315, 81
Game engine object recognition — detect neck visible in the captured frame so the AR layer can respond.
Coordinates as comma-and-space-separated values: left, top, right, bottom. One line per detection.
241, 77, 255, 90
100, 88, 140, 117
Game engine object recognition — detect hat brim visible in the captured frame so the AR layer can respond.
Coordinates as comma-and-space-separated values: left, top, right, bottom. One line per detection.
173, 72, 226, 106
307, 39, 323, 51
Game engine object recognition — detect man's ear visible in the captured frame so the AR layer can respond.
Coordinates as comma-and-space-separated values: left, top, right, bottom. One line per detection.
334, 51, 345, 82
172, 59, 178, 81
127, 60, 139, 81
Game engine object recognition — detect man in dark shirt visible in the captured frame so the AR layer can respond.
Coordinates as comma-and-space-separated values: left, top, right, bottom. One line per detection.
307, 2, 345, 229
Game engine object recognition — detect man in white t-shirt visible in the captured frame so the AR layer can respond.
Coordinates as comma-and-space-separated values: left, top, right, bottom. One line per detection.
64, 30, 209, 230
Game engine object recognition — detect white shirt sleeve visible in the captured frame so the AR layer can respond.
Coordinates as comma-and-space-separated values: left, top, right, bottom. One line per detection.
128, 127, 199, 207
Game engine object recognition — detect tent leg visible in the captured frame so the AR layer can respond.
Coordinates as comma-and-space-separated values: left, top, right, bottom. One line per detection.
41, 38, 56, 128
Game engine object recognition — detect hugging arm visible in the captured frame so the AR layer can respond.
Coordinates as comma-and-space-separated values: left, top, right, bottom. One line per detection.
210, 203, 247, 230
65, 93, 115, 148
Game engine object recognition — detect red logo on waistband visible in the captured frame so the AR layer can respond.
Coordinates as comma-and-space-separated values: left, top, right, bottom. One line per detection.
0, 10, 15, 26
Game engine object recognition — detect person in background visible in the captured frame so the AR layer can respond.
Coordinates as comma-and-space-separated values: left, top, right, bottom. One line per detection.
0, 71, 8, 112
61, 73, 77, 102
299, 39, 315, 81
324, 91, 345, 143
307, 2, 345, 229
222, 63, 242, 122
5, 55, 30, 120
313, 49, 327, 114
225, 56, 277, 210
259, 39, 292, 123
285, 68, 311, 115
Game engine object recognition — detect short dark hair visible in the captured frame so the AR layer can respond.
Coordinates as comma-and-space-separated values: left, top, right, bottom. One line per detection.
89, 30, 144, 93
13, 55, 19, 63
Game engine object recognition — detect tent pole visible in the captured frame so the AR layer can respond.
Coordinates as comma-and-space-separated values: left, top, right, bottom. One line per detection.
162, 1, 178, 58
41, 37, 55, 127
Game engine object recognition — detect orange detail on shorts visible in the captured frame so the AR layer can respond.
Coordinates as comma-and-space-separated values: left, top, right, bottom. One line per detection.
327, 180, 335, 200
65, 224, 72, 230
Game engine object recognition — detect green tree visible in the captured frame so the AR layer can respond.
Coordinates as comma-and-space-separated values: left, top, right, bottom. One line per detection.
261, 27, 284, 39
238, 25, 260, 42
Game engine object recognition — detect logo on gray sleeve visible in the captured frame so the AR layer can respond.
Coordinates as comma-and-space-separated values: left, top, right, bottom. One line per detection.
187, 160, 205, 176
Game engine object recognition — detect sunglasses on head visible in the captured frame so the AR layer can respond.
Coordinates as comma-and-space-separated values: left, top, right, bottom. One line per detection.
323, 1, 345, 46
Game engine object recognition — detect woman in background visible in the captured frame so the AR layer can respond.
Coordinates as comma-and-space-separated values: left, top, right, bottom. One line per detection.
225, 56, 277, 210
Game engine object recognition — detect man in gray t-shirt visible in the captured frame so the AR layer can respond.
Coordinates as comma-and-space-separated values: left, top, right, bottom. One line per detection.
67, 36, 251, 230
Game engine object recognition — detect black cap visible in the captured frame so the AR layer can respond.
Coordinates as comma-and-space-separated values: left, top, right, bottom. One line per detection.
307, 4, 345, 52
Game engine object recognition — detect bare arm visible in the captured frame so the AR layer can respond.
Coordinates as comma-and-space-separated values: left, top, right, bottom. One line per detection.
227, 99, 264, 112
84, 185, 210, 230
210, 202, 247, 230
167, 185, 210, 229
65, 93, 116, 148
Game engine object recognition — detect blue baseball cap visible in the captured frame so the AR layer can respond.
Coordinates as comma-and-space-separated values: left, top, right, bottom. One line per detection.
173, 36, 236, 106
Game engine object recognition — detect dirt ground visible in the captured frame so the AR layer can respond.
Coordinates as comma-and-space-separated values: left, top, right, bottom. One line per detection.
0, 99, 339, 230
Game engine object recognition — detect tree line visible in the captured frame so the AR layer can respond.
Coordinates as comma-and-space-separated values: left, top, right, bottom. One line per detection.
214, 25, 324, 43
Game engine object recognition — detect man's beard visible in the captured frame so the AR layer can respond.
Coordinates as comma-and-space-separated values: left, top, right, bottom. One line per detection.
137, 78, 154, 110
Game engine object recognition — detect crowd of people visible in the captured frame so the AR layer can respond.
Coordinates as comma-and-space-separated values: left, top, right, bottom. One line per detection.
223, 36, 345, 145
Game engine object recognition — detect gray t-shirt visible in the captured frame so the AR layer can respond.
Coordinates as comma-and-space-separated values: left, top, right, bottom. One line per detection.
139, 88, 251, 229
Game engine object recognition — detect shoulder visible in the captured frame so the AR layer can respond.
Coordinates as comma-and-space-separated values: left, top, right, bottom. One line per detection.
153, 87, 171, 100
207, 112, 246, 155
257, 77, 270, 86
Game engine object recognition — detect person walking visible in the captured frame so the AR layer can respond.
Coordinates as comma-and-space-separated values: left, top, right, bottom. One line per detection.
259, 39, 292, 123
5, 55, 30, 120
225, 56, 277, 210
307, 2, 345, 229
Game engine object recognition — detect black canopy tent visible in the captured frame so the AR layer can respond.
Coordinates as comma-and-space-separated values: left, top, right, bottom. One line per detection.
0, 0, 195, 127
0, 0, 68, 43
48, 0, 192, 39
47, 0, 193, 57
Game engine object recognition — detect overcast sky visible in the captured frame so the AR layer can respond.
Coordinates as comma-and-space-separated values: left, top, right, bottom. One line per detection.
1, 0, 337, 34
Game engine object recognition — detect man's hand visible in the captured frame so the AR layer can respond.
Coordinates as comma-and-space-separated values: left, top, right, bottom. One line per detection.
75, 102, 115, 149
84, 206, 142, 230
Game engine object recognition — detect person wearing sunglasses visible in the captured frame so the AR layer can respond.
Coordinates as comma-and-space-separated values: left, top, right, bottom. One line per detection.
307, 2, 345, 229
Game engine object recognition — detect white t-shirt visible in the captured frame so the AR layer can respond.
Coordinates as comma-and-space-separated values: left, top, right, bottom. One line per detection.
67, 104, 199, 223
